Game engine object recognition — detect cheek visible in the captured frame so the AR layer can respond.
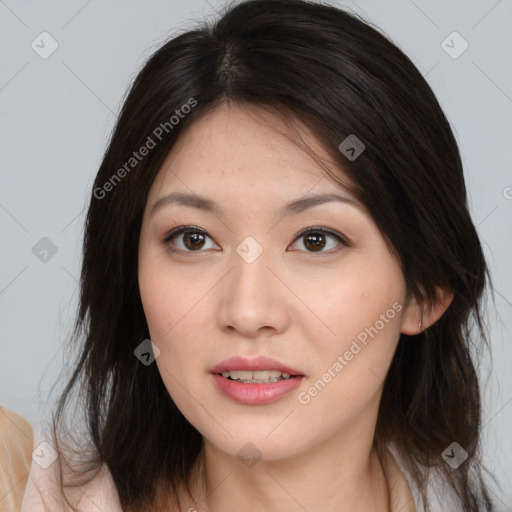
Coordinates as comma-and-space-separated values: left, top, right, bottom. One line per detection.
295, 318, 403, 442
139, 270, 209, 410
139, 262, 203, 342
309, 259, 406, 352
300, 257, 406, 405
138, 264, 212, 380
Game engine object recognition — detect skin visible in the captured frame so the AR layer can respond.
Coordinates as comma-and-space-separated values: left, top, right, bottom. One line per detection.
138, 102, 450, 512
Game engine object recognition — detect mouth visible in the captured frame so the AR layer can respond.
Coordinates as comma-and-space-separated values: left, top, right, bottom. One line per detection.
210, 355, 304, 380
210, 356, 305, 404
218, 369, 297, 384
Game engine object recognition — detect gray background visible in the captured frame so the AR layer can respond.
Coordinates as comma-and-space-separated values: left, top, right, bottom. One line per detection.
1, 0, 511, 507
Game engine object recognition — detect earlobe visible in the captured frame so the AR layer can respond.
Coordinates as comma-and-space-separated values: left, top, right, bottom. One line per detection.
400, 288, 454, 335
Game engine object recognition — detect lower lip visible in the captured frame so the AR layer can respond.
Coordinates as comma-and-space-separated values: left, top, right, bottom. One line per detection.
211, 374, 303, 405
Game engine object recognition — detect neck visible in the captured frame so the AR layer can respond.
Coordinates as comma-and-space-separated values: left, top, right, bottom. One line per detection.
186, 428, 390, 512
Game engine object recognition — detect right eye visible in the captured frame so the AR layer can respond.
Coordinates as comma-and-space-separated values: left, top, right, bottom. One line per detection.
162, 226, 220, 253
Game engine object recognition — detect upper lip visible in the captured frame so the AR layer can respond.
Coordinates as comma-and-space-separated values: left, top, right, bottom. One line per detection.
210, 356, 304, 376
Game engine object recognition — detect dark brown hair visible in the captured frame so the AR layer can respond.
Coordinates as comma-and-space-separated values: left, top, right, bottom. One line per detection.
53, 0, 496, 510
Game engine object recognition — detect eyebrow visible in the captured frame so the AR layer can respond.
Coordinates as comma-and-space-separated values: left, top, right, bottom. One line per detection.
150, 191, 361, 218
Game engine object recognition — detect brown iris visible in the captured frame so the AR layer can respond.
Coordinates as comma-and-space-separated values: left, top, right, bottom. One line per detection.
183, 231, 206, 250
303, 232, 326, 252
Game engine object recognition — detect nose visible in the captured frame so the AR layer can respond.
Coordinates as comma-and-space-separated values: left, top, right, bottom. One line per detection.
216, 247, 290, 338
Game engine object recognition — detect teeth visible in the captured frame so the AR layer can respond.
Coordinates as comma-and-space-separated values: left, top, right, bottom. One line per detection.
253, 370, 270, 379
221, 370, 294, 382
238, 370, 252, 380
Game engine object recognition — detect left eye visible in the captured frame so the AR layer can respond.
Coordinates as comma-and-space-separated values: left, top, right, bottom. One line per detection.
162, 226, 348, 254
288, 228, 348, 253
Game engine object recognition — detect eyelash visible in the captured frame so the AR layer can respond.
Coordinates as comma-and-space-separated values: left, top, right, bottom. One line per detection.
162, 225, 349, 255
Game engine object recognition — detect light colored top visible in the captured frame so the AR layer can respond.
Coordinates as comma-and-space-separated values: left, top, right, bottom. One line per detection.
0, 408, 33, 512
19, 433, 468, 512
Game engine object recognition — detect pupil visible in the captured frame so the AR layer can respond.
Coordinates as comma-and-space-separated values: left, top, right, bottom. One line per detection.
304, 233, 325, 252
184, 232, 205, 250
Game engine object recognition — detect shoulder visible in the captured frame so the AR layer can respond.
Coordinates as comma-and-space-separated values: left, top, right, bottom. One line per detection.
21, 432, 122, 512
386, 444, 508, 512
0, 407, 33, 511
386, 443, 464, 512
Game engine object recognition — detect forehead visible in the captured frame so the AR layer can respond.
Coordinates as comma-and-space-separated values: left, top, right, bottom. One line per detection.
148, 102, 351, 200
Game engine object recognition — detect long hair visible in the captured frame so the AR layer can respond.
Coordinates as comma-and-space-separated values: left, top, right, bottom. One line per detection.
53, 0, 494, 510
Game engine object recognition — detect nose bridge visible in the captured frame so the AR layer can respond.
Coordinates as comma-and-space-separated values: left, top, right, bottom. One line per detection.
217, 238, 288, 335
230, 242, 272, 307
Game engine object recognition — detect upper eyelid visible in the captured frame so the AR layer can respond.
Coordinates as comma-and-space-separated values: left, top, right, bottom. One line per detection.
292, 226, 349, 245
163, 225, 209, 242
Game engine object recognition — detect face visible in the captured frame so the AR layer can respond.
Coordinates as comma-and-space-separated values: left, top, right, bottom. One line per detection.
138, 103, 413, 462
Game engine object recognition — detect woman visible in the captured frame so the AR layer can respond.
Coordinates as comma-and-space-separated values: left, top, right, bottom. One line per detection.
21, 0, 499, 510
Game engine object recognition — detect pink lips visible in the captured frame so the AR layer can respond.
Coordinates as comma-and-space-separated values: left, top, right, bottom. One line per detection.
210, 355, 303, 376
210, 356, 305, 405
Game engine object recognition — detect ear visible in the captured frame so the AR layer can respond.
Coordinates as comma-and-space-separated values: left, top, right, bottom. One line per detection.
400, 287, 454, 335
